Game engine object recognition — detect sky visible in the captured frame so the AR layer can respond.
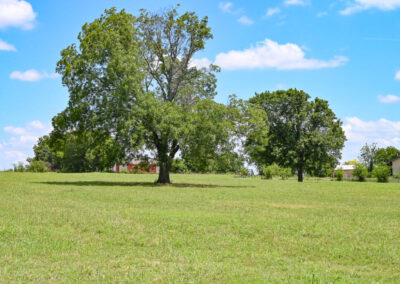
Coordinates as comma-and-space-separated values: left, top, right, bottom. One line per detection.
1, 0, 400, 169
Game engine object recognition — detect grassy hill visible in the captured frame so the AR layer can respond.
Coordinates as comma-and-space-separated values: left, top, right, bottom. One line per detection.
0, 172, 399, 282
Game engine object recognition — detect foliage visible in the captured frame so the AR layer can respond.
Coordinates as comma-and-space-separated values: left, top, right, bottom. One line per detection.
26, 160, 50, 173
261, 164, 291, 180
171, 159, 188, 173
262, 164, 280, 179
236, 167, 249, 177
394, 174, 400, 180
248, 89, 346, 182
336, 169, 344, 181
375, 146, 400, 166
12, 162, 25, 172
344, 159, 359, 165
55, 7, 257, 183
359, 143, 378, 172
279, 167, 292, 180
353, 164, 368, 182
372, 164, 391, 183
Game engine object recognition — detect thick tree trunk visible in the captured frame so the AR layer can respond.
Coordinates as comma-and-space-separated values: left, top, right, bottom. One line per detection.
298, 166, 303, 182
157, 161, 171, 184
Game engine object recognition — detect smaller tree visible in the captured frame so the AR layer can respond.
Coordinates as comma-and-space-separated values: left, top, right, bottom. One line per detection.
353, 164, 368, 182
372, 164, 391, 183
336, 168, 344, 181
359, 143, 378, 172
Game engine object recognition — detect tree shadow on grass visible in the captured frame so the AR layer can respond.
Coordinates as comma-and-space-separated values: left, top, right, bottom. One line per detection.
37, 181, 246, 188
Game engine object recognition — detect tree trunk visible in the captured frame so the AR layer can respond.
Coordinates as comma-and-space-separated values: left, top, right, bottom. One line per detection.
157, 161, 171, 184
298, 166, 303, 182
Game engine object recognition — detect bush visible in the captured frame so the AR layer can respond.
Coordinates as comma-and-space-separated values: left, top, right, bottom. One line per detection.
261, 164, 280, 179
236, 167, 249, 177
279, 167, 292, 180
353, 164, 368, 182
335, 169, 344, 181
394, 174, 400, 180
372, 164, 390, 183
12, 162, 25, 172
171, 159, 188, 173
26, 160, 49, 173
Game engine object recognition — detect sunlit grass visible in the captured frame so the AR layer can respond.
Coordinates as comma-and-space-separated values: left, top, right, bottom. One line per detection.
0, 172, 399, 282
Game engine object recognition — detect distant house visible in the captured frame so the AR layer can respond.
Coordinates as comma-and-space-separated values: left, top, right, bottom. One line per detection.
335, 165, 356, 179
113, 160, 159, 174
392, 157, 400, 175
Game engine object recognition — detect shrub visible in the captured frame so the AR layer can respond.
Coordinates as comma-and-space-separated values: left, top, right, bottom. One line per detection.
26, 160, 49, 173
119, 168, 129, 174
279, 167, 292, 180
262, 164, 280, 179
335, 169, 344, 181
237, 167, 249, 177
171, 159, 188, 173
12, 162, 25, 172
372, 164, 391, 183
394, 174, 400, 180
353, 164, 368, 182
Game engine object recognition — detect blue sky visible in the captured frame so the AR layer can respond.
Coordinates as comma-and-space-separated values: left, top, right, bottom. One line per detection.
1, 0, 400, 169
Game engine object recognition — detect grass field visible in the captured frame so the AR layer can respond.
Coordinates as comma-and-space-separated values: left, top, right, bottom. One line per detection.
0, 172, 399, 282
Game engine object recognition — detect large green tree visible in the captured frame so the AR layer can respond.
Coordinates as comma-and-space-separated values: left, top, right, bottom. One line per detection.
55, 8, 261, 183
248, 89, 346, 182
375, 146, 400, 166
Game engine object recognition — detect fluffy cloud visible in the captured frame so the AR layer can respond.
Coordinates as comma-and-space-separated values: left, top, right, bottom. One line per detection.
284, 0, 307, 6
10, 69, 59, 82
189, 57, 212, 69
218, 2, 240, 14
266, 8, 281, 17
342, 117, 400, 161
341, 0, 400, 15
0, 0, 36, 29
0, 120, 52, 169
213, 38, 348, 70
0, 38, 16, 51
237, 15, 254, 26
378, 94, 400, 103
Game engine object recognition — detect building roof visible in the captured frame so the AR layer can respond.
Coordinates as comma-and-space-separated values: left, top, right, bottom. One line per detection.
335, 165, 356, 171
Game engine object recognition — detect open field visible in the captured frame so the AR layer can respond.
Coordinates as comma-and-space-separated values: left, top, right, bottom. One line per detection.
0, 173, 400, 282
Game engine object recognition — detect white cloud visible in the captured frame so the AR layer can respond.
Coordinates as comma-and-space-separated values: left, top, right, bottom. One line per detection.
266, 8, 281, 17
237, 15, 254, 26
342, 117, 400, 161
317, 11, 328, 17
0, 120, 52, 170
341, 0, 400, 15
0, 0, 36, 29
189, 57, 212, 69
378, 94, 400, 103
219, 2, 240, 14
284, 0, 307, 6
0, 38, 16, 51
213, 38, 348, 70
395, 70, 400, 80
10, 69, 59, 82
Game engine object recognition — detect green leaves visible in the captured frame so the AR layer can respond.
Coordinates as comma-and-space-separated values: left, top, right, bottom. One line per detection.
248, 89, 346, 181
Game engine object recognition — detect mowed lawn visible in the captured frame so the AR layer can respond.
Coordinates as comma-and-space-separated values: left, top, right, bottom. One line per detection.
0, 173, 399, 283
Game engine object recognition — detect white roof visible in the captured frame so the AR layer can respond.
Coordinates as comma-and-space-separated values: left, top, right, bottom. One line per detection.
335, 165, 356, 171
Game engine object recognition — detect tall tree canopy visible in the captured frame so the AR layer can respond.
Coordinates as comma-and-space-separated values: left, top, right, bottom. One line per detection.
55, 7, 264, 182
248, 89, 346, 182
375, 146, 400, 166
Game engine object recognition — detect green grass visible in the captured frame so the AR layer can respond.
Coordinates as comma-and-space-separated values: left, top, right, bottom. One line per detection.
0, 172, 399, 283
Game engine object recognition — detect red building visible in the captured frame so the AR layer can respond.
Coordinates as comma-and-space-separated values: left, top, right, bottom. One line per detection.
113, 160, 159, 173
